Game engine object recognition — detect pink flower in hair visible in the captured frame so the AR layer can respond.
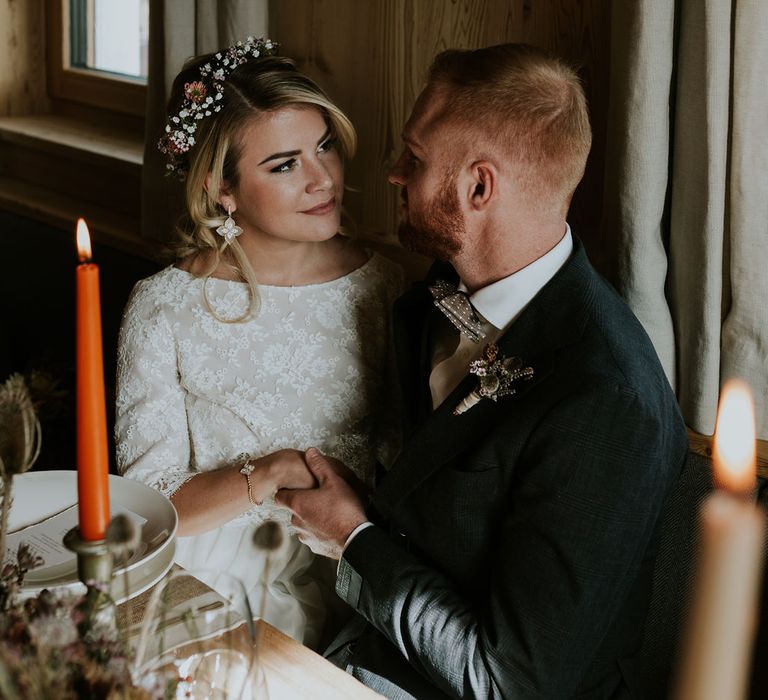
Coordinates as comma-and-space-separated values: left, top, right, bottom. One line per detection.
184, 81, 207, 103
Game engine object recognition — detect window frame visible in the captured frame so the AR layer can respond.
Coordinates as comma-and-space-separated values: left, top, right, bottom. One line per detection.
46, 0, 147, 118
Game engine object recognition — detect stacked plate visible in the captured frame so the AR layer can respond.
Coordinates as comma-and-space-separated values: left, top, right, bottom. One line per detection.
6, 471, 177, 603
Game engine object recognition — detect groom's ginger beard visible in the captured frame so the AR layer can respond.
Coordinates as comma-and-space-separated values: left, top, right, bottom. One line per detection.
397, 174, 464, 261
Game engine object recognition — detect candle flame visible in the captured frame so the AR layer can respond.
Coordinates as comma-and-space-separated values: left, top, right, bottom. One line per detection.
76, 218, 92, 262
712, 378, 756, 494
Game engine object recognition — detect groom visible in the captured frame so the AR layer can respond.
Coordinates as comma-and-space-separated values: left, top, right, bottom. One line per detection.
278, 44, 687, 699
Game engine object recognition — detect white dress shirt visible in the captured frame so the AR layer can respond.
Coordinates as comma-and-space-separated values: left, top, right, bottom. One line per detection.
429, 226, 573, 408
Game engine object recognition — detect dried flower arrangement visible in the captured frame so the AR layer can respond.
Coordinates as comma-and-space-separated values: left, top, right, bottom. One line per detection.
0, 374, 161, 699
1, 373, 285, 698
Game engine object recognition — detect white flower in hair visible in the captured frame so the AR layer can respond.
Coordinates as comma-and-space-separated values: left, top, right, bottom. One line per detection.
158, 36, 279, 179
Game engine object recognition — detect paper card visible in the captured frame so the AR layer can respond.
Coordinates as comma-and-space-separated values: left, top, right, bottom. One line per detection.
4, 505, 148, 568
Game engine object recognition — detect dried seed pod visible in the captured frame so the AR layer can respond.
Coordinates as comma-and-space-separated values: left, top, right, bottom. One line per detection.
252, 521, 285, 553
106, 514, 141, 560
0, 374, 42, 477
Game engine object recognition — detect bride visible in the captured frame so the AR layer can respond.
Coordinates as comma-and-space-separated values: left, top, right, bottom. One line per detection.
115, 37, 403, 649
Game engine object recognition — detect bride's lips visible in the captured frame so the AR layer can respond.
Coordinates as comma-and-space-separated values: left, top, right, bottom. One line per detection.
301, 197, 336, 215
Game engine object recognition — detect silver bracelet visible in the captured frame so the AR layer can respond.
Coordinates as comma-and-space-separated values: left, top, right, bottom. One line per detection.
240, 459, 261, 506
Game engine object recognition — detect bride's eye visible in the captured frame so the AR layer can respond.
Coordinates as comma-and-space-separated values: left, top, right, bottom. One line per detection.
318, 137, 338, 154
271, 158, 297, 173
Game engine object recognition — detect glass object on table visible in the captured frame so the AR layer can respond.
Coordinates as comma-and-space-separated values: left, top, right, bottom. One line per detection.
132, 569, 267, 699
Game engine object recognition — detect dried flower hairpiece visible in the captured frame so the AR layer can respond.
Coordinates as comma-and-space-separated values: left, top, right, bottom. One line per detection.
158, 36, 279, 179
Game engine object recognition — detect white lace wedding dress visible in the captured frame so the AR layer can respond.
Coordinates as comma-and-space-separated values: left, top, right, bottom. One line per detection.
115, 253, 403, 648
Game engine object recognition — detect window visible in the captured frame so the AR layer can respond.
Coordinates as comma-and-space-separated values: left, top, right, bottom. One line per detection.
69, 0, 149, 79
47, 0, 148, 118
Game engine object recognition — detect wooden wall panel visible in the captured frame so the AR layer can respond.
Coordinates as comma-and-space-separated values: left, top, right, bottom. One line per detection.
0, 0, 49, 116
271, 0, 613, 275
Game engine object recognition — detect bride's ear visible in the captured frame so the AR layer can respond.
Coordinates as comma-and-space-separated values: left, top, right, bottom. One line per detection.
204, 172, 236, 214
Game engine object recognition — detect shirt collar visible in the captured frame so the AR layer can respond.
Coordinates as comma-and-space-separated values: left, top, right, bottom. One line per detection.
462, 225, 573, 331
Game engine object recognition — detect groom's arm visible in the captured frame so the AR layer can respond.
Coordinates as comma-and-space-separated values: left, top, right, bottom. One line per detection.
334, 384, 685, 699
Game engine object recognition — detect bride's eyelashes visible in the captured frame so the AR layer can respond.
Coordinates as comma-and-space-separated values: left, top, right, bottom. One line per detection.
271, 158, 297, 173
269, 137, 339, 174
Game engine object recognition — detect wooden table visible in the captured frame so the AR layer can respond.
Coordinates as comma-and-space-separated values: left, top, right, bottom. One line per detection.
120, 568, 382, 699
256, 619, 382, 699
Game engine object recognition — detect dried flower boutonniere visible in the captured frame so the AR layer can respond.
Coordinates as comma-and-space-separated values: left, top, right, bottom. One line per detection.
453, 344, 534, 415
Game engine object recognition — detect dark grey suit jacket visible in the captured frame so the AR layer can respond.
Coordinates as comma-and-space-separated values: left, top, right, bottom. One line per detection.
328, 240, 688, 699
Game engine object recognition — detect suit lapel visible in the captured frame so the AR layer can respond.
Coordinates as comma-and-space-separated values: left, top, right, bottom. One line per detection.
377, 239, 597, 513
392, 261, 459, 435
376, 338, 555, 511
392, 282, 430, 433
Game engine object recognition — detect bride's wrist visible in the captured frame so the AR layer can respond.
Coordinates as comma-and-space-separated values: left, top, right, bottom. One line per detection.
240, 456, 277, 505
259, 453, 282, 494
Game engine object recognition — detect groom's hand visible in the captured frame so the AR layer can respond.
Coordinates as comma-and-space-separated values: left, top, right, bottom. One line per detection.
275, 448, 367, 560
319, 453, 371, 503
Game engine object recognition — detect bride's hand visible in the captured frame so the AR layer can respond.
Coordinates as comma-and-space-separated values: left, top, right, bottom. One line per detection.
263, 449, 317, 491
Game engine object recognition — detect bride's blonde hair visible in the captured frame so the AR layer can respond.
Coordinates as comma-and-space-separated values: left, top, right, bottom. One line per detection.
166, 54, 356, 322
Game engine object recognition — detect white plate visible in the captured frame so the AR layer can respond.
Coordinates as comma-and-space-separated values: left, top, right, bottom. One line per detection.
7, 471, 177, 603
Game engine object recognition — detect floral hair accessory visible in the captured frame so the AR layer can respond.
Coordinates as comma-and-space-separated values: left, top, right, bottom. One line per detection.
453, 343, 534, 415
158, 36, 279, 179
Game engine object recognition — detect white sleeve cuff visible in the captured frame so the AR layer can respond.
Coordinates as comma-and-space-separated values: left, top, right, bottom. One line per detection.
337, 521, 374, 575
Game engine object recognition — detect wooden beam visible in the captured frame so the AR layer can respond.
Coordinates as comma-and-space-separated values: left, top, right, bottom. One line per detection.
0, 0, 49, 116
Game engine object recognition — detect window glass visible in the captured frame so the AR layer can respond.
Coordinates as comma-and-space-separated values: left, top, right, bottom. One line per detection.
70, 0, 149, 80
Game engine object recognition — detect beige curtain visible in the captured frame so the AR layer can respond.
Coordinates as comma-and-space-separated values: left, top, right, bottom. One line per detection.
604, 0, 768, 438
141, 0, 268, 244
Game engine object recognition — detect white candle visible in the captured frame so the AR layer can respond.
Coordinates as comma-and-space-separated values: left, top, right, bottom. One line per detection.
674, 380, 765, 700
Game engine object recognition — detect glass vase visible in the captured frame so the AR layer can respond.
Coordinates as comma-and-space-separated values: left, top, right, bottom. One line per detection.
132, 569, 268, 699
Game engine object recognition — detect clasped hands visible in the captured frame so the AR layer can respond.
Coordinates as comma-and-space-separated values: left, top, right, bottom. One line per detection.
274, 448, 369, 560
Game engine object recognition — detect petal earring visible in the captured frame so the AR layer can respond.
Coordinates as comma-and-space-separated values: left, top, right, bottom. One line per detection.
216, 205, 243, 244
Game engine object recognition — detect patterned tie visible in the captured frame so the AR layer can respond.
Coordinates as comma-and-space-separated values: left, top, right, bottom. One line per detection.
428, 280, 487, 343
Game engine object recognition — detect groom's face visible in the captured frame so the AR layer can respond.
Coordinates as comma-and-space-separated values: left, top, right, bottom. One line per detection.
389, 87, 465, 261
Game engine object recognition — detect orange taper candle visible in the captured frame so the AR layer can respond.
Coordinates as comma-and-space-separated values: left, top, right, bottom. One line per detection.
75, 218, 110, 541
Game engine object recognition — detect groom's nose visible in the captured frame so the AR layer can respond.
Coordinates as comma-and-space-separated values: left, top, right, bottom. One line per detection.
388, 150, 408, 187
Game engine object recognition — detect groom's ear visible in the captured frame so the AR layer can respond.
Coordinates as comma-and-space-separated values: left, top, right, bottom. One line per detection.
466, 161, 496, 211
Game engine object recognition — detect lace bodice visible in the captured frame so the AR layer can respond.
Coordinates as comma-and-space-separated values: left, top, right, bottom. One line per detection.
115, 253, 404, 529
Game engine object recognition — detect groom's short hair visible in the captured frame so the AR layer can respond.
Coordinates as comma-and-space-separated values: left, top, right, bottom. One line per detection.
427, 43, 592, 200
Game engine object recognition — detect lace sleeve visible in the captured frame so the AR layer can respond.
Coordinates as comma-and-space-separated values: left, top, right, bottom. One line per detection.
114, 281, 194, 499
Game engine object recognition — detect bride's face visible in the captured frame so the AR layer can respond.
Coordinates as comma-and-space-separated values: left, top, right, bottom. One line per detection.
221, 106, 344, 245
